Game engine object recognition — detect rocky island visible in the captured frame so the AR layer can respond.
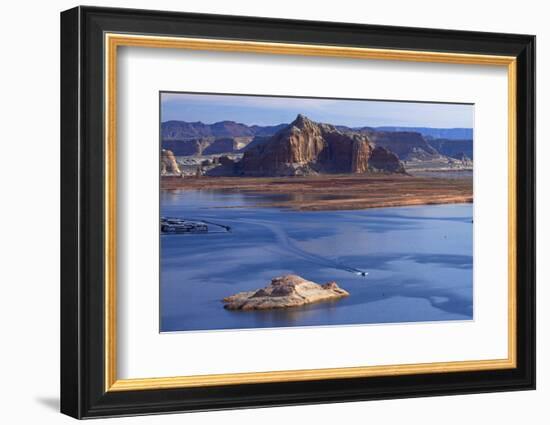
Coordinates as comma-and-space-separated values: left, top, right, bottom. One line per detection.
222, 274, 349, 310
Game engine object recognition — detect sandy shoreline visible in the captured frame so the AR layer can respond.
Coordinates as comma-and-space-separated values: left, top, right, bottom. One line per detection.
161, 174, 473, 211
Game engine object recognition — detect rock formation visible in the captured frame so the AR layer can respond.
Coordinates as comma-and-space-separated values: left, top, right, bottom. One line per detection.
205, 155, 238, 176
160, 118, 473, 173
428, 138, 473, 160
162, 120, 255, 140
162, 119, 287, 141
161, 120, 287, 157
452, 152, 473, 165
238, 114, 405, 176
202, 137, 252, 155
367, 131, 439, 160
160, 149, 181, 175
222, 274, 349, 310
374, 126, 473, 140
368, 146, 406, 173
162, 138, 212, 156
162, 136, 254, 156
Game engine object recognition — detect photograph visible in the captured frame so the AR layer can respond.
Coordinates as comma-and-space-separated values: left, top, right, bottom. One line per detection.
159, 92, 474, 332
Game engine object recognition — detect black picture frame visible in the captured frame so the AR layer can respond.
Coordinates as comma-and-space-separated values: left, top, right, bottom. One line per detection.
61, 5, 535, 419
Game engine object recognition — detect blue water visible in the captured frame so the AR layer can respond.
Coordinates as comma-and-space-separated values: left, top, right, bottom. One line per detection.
160, 190, 473, 332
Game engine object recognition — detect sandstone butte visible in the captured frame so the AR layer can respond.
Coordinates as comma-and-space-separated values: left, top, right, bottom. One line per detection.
222, 274, 349, 311
238, 114, 405, 176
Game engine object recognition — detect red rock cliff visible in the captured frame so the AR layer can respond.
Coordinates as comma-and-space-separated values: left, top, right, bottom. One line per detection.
239, 114, 404, 176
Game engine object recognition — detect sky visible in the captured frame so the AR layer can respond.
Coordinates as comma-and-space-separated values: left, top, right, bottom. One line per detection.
160, 92, 473, 129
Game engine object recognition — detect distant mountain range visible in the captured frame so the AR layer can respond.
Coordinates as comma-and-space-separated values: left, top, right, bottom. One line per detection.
162, 120, 472, 142
373, 126, 473, 140
162, 120, 287, 140
160, 117, 473, 176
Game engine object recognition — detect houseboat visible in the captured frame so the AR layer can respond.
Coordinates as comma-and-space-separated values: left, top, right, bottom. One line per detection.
161, 217, 208, 234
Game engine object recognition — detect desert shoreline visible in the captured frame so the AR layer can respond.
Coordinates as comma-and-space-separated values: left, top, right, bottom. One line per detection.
161, 174, 473, 211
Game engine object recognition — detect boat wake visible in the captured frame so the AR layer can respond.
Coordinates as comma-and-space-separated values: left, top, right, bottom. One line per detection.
246, 219, 368, 277
171, 214, 368, 277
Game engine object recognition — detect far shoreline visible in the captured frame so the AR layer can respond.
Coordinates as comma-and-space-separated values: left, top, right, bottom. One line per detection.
161, 174, 473, 211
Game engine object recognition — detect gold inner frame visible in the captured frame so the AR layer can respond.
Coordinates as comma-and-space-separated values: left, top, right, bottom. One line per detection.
104, 33, 517, 392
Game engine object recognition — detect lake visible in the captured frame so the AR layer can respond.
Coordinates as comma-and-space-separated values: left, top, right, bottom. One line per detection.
160, 190, 473, 332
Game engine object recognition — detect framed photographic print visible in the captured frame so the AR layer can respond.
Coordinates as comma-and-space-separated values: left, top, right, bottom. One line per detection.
60, 6, 535, 419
